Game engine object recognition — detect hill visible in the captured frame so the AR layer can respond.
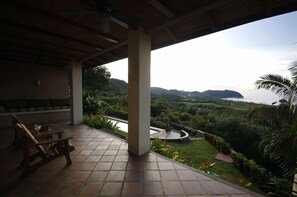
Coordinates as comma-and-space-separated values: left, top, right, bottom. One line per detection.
108, 78, 128, 93
110, 78, 244, 99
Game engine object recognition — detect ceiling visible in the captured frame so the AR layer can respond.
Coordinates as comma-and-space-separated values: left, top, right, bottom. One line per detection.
0, 0, 296, 68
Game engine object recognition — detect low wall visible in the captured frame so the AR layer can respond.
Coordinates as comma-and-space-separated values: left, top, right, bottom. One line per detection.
0, 109, 70, 128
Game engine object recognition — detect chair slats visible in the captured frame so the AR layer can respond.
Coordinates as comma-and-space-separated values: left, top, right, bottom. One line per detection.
17, 123, 47, 155
14, 122, 74, 177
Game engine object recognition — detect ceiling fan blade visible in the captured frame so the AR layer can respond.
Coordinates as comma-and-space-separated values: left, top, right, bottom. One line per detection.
108, 15, 129, 29
59, 8, 95, 16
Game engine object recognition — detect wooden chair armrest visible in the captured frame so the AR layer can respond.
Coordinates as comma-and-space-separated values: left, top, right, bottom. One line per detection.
50, 130, 66, 135
37, 130, 66, 136
35, 122, 53, 126
35, 133, 53, 139
28, 136, 73, 146
27, 123, 53, 130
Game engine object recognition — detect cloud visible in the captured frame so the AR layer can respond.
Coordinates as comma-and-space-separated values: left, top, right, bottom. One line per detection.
104, 11, 297, 103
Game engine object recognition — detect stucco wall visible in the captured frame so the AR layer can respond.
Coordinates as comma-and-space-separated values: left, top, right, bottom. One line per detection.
0, 61, 69, 99
0, 61, 70, 127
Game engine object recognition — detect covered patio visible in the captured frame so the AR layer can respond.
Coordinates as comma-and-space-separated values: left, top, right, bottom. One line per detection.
0, 0, 296, 155
0, 0, 297, 196
0, 124, 261, 196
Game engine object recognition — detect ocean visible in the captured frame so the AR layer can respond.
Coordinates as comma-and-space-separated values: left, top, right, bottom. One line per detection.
224, 89, 281, 105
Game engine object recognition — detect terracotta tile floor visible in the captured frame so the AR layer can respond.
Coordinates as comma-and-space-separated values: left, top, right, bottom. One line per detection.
0, 124, 262, 196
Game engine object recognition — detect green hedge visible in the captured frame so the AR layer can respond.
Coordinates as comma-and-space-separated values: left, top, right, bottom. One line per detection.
232, 152, 293, 197
204, 132, 231, 155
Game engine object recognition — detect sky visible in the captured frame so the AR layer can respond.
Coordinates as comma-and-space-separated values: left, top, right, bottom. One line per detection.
104, 11, 297, 104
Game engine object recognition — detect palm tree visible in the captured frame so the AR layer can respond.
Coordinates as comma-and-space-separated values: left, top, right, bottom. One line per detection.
248, 61, 297, 180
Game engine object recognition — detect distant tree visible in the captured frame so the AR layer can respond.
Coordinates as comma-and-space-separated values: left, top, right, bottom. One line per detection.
82, 66, 111, 92
189, 114, 216, 132
248, 61, 297, 179
163, 117, 171, 132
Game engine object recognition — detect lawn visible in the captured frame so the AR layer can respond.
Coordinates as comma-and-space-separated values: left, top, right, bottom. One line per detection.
166, 139, 263, 194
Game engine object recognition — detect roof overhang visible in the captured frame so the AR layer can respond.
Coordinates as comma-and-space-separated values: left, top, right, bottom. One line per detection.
0, 0, 296, 68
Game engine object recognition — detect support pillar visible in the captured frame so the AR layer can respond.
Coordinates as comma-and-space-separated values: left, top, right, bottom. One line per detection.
70, 60, 83, 125
128, 27, 151, 155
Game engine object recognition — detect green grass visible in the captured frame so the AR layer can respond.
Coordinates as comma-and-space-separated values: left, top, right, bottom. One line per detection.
167, 139, 264, 194
114, 129, 128, 139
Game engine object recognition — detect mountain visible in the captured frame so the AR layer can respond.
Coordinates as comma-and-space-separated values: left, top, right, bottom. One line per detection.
110, 78, 244, 99
202, 90, 243, 99
109, 78, 128, 93
151, 88, 243, 99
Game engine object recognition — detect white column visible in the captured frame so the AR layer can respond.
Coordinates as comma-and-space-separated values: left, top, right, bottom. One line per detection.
70, 60, 83, 125
128, 27, 151, 155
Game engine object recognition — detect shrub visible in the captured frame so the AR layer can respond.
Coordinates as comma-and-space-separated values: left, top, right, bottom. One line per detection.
83, 115, 118, 131
232, 152, 245, 171
231, 152, 293, 196
105, 107, 128, 120
151, 117, 166, 128
232, 153, 269, 184
170, 122, 200, 137
265, 177, 293, 197
150, 139, 185, 163
204, 132, 231, 154
83, 91, 105, 115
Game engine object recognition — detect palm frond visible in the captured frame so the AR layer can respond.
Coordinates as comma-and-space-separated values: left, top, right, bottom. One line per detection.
252, 61, 297, 182
259, 132, 297, 178
247, 105, 292, 129
289, 61, 297, 81
272, 140, 297, 178
290, 80, 297, 105
255, 74, 292, 99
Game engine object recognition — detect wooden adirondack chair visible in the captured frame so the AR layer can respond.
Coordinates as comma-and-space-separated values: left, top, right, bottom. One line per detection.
15, 123, 74, 177
10, 114, 52, 149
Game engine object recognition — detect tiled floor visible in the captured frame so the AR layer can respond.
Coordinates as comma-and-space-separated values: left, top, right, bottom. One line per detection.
0, 124, 262, 196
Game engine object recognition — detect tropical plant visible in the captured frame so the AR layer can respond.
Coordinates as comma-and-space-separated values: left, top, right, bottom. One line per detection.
82, 66, 111, 92
83, 91, 103, 115
83, 114, 118, 131
248, 61, 297, 180
150, 138, 185, 163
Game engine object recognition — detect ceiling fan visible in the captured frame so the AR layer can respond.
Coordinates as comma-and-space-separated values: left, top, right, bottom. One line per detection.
59, 0, 129, 33
88, 0, 112, 32
78, 0, 129, 33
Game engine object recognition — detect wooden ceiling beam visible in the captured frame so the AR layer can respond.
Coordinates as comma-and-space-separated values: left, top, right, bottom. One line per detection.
149, 0, 236, 32
0, 47, 71, 63
0, 53, 67, 67
108, 16, 129, 29
81, 41, 128, 62
0, 18, 103, 50
208, 11, 217, 31
78, 0, 131, 29
148, 0, 175, 18
266, 0, 273, 16
0, 32, 91, 56
93, 56, 105, 63
86, 58, 100, 65
0, 57, 65, 67
165, 28, 178, 41
9, 1, 119, 43
0, 41, 81, 60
